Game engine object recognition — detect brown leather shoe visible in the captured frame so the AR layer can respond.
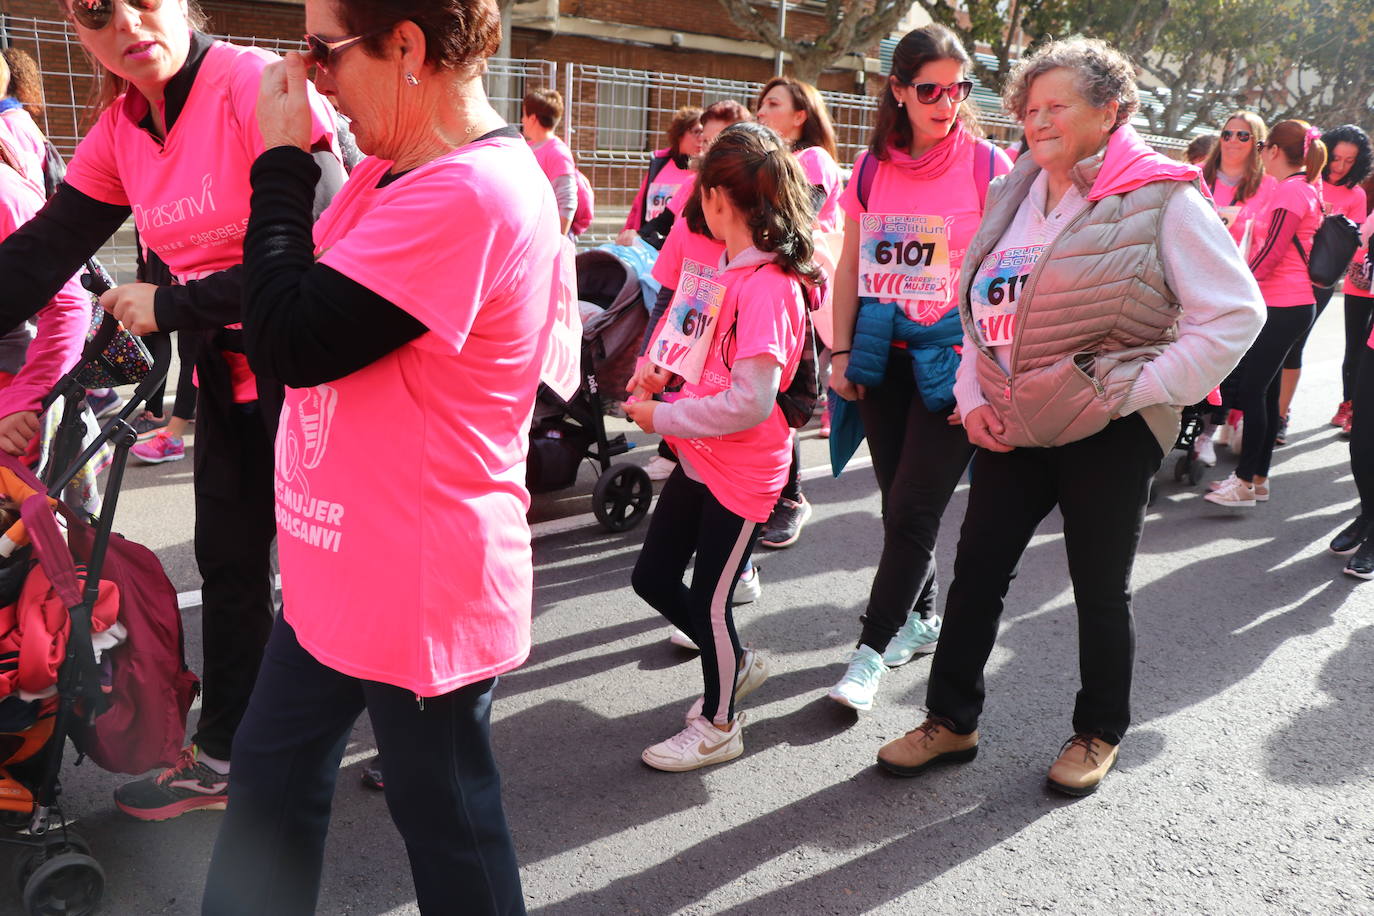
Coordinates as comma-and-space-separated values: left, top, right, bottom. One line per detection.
1046, 734, 1119, 796
876, 717, 978, 777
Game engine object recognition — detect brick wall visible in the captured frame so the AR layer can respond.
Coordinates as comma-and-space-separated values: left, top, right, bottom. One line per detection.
559, 0, 837, 44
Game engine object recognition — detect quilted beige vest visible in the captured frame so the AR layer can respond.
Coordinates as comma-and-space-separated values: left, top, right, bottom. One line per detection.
958, 148, 1193, 452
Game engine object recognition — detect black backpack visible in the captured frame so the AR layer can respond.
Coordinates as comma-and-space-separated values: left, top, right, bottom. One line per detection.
1294, 213, 1361, 289
724, 265, 822, 429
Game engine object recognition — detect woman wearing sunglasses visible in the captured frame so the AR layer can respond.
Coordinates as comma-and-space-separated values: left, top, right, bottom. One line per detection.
0, 0, 343, 820
824, 24, 1010, 712
1192, 110, 1275, 464
201, 0, 566, 910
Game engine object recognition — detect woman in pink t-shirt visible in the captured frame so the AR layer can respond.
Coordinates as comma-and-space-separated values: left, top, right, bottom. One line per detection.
616, 105, 703, 248
1207, 120, 1327, 507
753, 77, 840, 547
0, 0, 344, 822
624, 123, 812, 772
202, 2, 559, 912
825, 24, 1011, 713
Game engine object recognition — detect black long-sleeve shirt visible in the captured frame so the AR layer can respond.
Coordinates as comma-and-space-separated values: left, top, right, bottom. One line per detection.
242, 147, 427, 388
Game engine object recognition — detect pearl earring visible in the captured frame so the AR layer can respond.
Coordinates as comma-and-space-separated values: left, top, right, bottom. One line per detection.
897, 100, 905, 109
405, 72, 420, 86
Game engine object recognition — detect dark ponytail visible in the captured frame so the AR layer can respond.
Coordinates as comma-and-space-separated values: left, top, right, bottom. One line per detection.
869, 23, 978, 160
683, 122, 822, 287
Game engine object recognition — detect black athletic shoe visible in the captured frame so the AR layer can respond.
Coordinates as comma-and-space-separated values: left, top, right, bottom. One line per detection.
1345, 540, 1374, 580
758, 496, 812, 549
1330, 516, 1373, 556
361, 756, 385, 791
114, 747, 228, 821
1273, 414, 1289, 446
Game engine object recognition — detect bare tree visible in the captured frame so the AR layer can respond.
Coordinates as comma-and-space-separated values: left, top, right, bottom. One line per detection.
714, 0, 918, 84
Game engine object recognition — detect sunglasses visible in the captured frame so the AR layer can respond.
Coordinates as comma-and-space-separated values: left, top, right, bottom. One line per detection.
304, 28, 390, 72
909, 80, 973, 105
68, 0, 161, 31
1221, 130, 1253, 142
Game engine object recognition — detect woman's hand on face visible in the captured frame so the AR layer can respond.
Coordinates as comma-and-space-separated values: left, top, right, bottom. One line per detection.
0, 411, 38, 457
100, 283, 160, 336
963, 405, 1013, 452
624, 398, 658, 433
616, 229, 639, 247
257, 52, 314, 153
828, 353, 865, 401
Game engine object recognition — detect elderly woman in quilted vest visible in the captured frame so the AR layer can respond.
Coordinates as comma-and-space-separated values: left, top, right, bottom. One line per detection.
875, 38, 1264, 796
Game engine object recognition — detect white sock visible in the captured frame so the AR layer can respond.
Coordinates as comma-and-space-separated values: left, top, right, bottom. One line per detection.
197, 748, 230, 775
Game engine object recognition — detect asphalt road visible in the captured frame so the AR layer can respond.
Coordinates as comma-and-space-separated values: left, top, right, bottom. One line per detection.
1, 303, 1370, 915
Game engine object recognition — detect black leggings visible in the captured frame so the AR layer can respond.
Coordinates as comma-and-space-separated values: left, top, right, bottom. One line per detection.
1282, 285, 1334, 370
1344, 294, 1374, 402
854, 348, 973, 651
631, 469, 760, 724
1235, 304, 1315, 481
1353, 344, 1374, 518
780, 434, 802, 502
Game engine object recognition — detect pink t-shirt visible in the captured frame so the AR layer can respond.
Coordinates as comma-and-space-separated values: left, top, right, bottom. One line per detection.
623, 150, 694, 231
839, 145, 1012, 324
0, 165, 86, 417
663, 257, 805, 522
1209, 173, 1275, 246
796, 145, 843, 233
1255, 175, 1322, 307
0, 109, 47, 189
278, 133, 567, 695
64, 41, 337, 284
667, 174, 696, 217
651, 198, 726, 290
530, 135, 575, 184
1324, 180, 1370, 295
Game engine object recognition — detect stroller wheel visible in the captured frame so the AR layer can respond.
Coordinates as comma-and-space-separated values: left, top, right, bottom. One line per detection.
1172, 454, 1190, 483
1187, 459, 1204, 486
592, 465, 652, 532
12, 833, 92, 891
21, 851, 103, 916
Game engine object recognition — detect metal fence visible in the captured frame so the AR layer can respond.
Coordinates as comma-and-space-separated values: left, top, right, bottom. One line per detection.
0, 15, 1189, 265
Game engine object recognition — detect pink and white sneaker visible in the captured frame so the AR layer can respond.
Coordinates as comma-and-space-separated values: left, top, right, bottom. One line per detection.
131, 429, 185, 464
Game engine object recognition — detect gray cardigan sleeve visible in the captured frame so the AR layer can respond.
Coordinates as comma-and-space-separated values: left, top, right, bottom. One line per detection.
652, 355, 782, 438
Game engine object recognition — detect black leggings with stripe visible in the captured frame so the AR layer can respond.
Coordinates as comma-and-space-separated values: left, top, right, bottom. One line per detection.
632, 468, 760, 725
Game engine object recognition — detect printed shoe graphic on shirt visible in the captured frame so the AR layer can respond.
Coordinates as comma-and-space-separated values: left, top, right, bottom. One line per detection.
298, 385, 338, 469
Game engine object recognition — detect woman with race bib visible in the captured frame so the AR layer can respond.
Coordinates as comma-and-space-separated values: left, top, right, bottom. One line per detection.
624, 122, 814, 772
616, 105, 702, 249
753, 76, 841, 548
825, 24, 1010, 712
0, 0, 342, 821
876, 38, 1261, 796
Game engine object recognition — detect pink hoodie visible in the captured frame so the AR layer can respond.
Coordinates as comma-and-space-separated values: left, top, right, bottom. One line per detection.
1088, 126, 1204, 201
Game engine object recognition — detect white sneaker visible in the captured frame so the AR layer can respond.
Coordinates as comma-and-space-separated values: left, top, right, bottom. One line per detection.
1193, 433, 1217, 467
642, 714, 744, 772
732, 565, 761, 605
1208, 473, 1268, 500
645, 455, 677, 481
686, 648, 769, 721
668, 628, 699, 650
827, 645, 885, 711
1203, 474, 1256, 507
882, 613, 942, 667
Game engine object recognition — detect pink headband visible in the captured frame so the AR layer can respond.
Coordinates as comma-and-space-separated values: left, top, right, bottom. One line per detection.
1303, 126, 1321, 155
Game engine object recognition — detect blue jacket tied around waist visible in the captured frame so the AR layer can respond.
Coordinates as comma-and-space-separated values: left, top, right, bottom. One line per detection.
846, 299, 962, 411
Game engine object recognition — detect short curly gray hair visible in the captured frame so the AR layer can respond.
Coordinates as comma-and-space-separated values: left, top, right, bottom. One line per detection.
1002, 37, 1140, 130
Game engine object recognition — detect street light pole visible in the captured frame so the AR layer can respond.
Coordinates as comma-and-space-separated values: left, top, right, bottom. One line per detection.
775, 0, 787, 76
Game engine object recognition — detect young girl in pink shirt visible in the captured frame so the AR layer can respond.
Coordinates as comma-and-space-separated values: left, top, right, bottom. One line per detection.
624, 122, 815, 772
1207, 120, 1327, 507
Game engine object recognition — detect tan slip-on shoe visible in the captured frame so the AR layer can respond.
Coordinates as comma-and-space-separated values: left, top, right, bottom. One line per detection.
876, 718, 978, 777
1046, 734, 1120, 796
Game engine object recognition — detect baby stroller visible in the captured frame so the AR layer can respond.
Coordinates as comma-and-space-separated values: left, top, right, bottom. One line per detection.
0, 270, 181, 916
528, 249, 653, 532
1147, 399, 1210, 506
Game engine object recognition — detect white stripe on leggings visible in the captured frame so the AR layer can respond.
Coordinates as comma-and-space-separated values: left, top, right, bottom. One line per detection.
706, 522, 755, 726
